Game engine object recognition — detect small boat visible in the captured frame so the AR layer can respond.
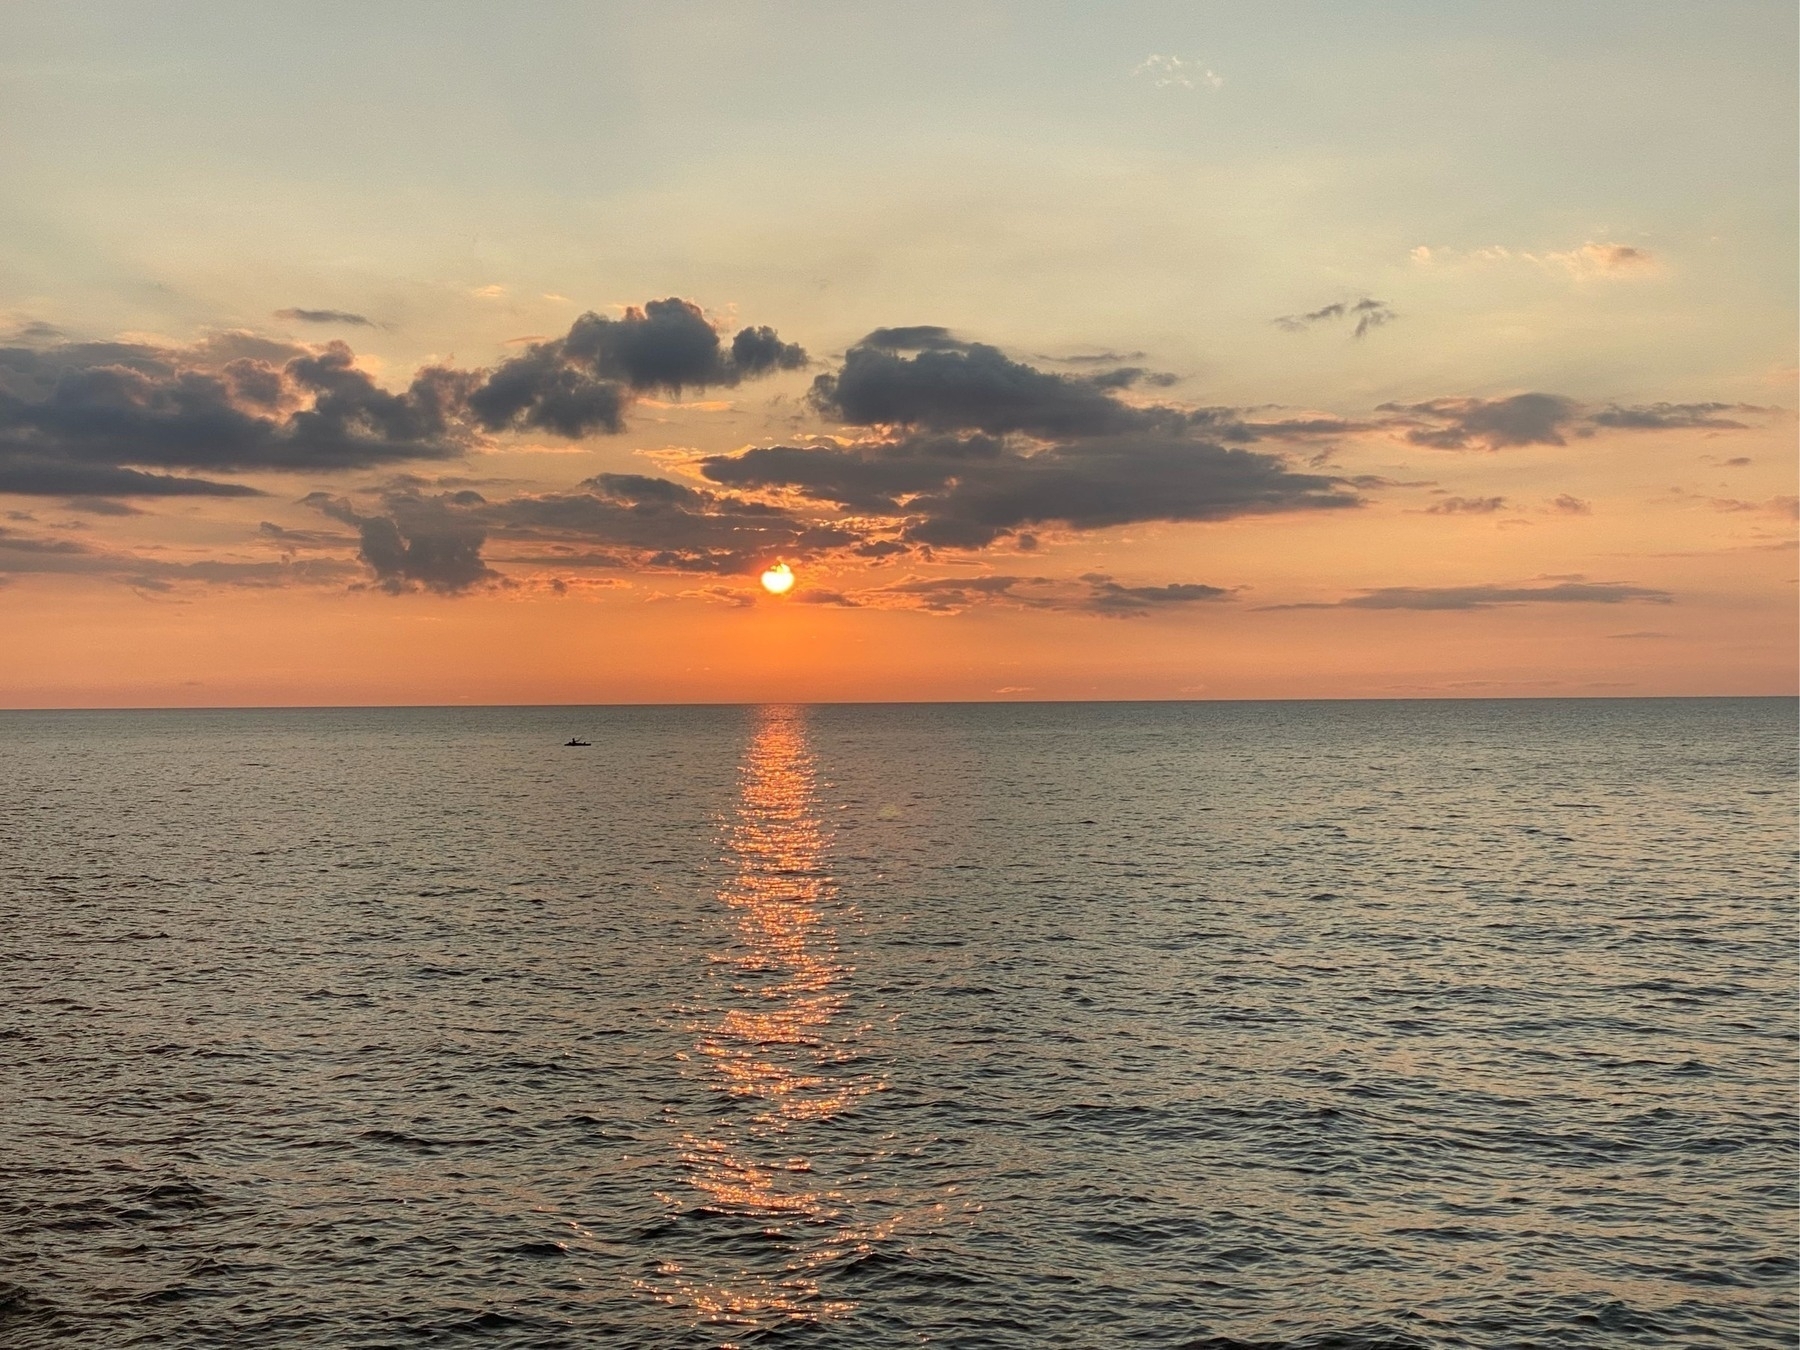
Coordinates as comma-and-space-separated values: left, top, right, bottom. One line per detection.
563, 737, 591, 747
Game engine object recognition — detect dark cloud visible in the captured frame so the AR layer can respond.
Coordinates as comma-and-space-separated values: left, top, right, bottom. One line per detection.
274, 308, 375, 327
62, 497, 143, 516
807, 335, 1368, 449
304, 490, 499, 595
1382, 393, 1582, 450
465, 299, 805, 438
1275, 297, 1395, 338
0, 300, 805, 497
1079, 574, 1231, 615
856, 326, 970, 352
1425, 496, 1506, 514
21, 308, 1757, 607
1588, 402, 1755, 431
465, 343, 627, 437
692, 335, 1364, 553
700, 434, 1010, 513
1379, 395, 1769, 451
1271, 580, 1671, 611
307, 470, 857, 588
562, 299, 807, 391
702, 430, 1357, 550
1038, 350, 1149, 365
0, 334, 468, 494
893, 434, 1356, 547
810, 339, 1153, 438
1275, 302, 1348, 331
1351, 299, 1395, 339
0, 460, 264, 498
1085, 366, 1181, 390
489, 474, 854, 575
1551, 494, 1592, 515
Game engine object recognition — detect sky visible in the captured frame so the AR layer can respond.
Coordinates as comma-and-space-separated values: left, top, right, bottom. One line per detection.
0, 0, 1794, 705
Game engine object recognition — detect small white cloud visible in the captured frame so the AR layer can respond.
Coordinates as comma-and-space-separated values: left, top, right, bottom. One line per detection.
1540, 241, 1657, 277
1133, 55, 1223, 90
1408, 241, 1657, 280
471, 284, 507, 299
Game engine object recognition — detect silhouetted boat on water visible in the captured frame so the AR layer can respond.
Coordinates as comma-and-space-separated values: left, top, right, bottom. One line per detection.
563, 737, 591, 747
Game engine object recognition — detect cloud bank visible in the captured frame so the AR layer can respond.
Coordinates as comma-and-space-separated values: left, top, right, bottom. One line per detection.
0, 299, 806, 498
0, 308, 1763, 611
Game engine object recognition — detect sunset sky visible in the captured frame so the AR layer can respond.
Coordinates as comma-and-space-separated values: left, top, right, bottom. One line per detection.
1, 1, 1793, 705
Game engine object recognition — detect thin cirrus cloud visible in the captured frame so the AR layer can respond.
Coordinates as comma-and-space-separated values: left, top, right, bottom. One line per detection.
1425, 496, 1507, 515
0, 523, 357, 592
827, 572, 1232, 618
1132, 54, 1223, 90
274, 308, 377, 327
1267, 580, 1674, 611
1410, 241, 1658, 279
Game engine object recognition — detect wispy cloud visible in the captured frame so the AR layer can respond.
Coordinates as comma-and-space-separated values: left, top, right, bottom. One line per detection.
273, 307, 375, 328
841, 572, 1231, 618
1266, 579, 1672, 612
1410, 240, 1658, 280
1133, 55, 1223, 90
1425, 496, 1506, 515
1274, 297, 1395, 339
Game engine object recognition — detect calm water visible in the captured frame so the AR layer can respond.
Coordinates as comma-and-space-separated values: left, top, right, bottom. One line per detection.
0, 699, 1794, 1348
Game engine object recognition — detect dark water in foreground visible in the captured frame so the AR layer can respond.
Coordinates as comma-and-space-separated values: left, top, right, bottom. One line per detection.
0, 699, 1794, 1349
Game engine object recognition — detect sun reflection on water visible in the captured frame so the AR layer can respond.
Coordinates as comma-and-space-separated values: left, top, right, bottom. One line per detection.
648, 705, 888, 1341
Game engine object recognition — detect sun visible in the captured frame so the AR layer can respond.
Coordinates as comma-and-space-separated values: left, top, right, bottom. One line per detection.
759, 562, 795, 596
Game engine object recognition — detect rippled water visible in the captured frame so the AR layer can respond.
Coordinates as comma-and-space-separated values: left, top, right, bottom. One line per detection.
1, 699, 1794, 1348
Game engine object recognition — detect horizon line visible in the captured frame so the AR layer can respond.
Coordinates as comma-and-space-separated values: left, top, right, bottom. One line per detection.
1, 692, 1794, 714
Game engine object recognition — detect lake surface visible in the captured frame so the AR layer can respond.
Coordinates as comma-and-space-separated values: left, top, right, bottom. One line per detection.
0, 699, 1794, 1348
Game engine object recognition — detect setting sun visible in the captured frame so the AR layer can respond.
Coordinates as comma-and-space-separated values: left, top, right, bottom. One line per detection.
759, 563, 795, 596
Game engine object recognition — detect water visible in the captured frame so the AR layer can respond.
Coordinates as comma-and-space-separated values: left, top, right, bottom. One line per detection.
0, 699, 1793, 1348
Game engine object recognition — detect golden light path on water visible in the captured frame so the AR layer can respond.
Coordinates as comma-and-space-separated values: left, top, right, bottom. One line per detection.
649, 706, 894, 1343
